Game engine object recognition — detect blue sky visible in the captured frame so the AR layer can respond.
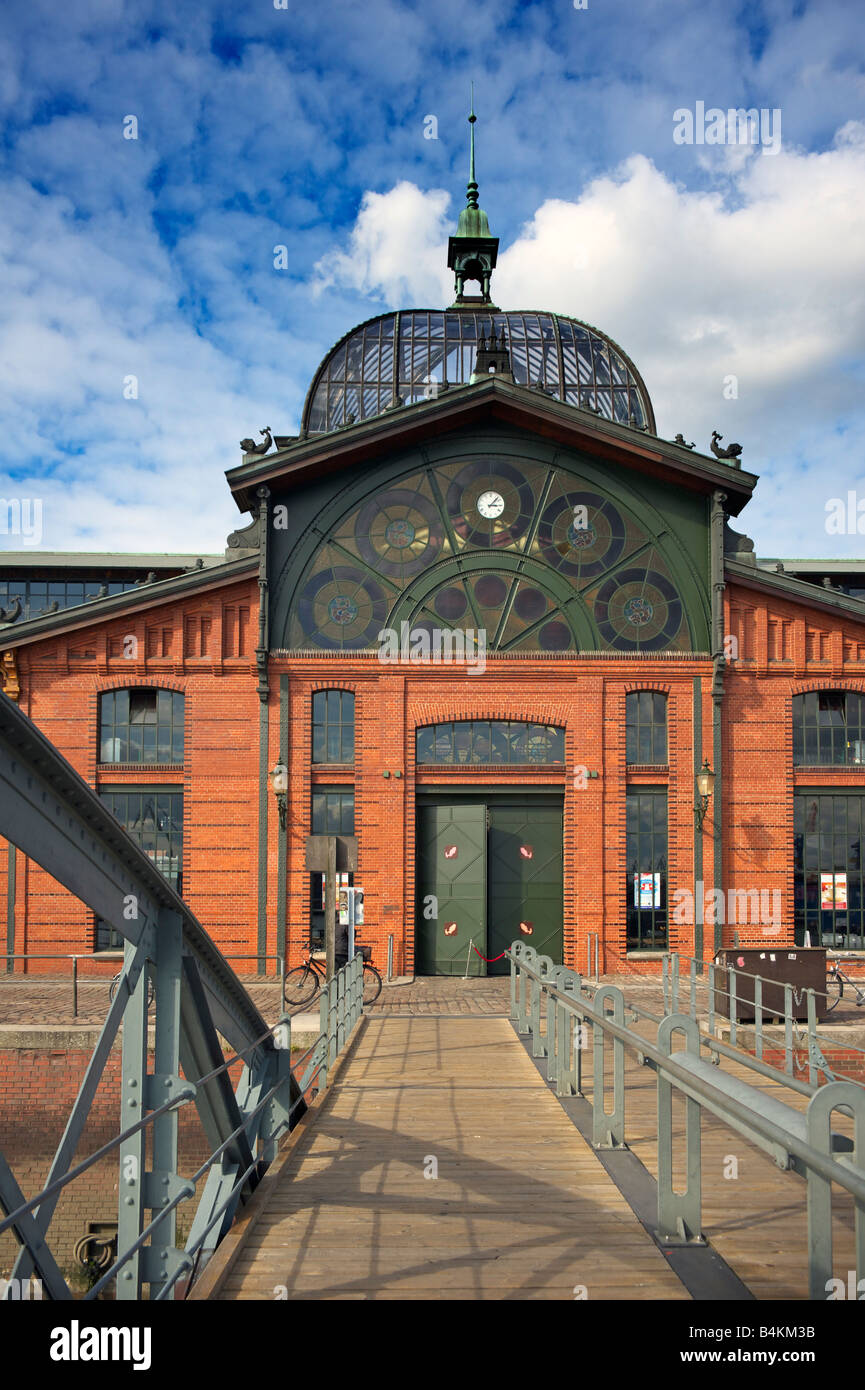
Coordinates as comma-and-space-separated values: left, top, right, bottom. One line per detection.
1, 0, 864, 556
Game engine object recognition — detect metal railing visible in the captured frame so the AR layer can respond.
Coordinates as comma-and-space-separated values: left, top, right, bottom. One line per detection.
662, 952, 865, 1088
0, 952, 287, 1021
509, 941, 865, 1299
0, 952, 364, 1300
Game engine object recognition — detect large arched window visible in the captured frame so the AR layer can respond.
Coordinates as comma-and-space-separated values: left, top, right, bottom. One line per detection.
626, 691, 667, 764
793, 691, 865, 766
312, 690, 355, 763
99, 689, 185, 764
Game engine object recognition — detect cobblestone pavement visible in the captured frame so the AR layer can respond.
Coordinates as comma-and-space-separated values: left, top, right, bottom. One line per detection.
3, 969, 864, 1030
371, 975, 511, 1014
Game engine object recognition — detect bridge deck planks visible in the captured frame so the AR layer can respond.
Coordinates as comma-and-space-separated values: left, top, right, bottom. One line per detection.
217, 1016, 688, 1301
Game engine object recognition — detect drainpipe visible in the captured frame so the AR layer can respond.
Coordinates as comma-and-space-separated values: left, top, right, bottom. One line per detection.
255, 484, 271, 704
710, 490, 727, 955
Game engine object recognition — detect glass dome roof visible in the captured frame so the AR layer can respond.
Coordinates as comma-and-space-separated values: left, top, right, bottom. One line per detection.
301, 310, 655, 437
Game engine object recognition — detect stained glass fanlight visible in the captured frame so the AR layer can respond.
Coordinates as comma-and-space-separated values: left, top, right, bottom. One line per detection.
286, 458, 690, 655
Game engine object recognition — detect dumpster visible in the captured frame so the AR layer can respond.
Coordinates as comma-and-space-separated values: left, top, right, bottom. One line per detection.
713, 947, 828, 1021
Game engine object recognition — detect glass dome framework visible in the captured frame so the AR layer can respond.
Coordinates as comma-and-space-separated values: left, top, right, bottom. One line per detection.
302, 311, 656, 436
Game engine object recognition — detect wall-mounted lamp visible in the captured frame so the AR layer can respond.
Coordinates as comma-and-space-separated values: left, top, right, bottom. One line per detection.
695, 759, 715, 829
270, 761, 288, 830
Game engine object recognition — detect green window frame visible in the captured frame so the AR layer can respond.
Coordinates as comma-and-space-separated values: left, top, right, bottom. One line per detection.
794, 792, 865, 949
96, 786, 183, 949
312, 690, 355, 764
416, 720, 565, 765
626, 789, 668, 950
625, 691, 667, 764
311, 788, 355, 836
793, 691, 865, 766
99, 688, 185, 764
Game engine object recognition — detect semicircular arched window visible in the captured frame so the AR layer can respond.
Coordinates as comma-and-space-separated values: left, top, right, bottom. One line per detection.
312, 689, 355, 764
285, 458, 696, 655
416, 720, 564, 766
99, 689, 185, 764
626, 691, 668, 764
793, 691, 865, 766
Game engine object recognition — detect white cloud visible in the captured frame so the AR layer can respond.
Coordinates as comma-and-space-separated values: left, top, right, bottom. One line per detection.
313, 180, 452, 308
318, 124, 865, 556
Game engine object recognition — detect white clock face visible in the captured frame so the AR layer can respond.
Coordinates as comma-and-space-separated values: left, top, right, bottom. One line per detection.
477, 490, 505, 520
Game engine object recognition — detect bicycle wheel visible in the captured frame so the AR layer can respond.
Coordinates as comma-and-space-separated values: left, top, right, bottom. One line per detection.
825, 971, 843, 1013
284, 965, 320, 1008
362, 964, 382, 1005
109, 971, 154, 1007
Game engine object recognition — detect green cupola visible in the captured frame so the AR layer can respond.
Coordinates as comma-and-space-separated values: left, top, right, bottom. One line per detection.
447, 92, 499, 308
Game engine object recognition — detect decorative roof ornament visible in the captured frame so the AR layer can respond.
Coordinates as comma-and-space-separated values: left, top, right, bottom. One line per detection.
447, 86, 499, 308
240, 427, 274, 456
710, 430, 743, 464
0, 597, 22, 626
672, 433, 695, 449
469, 321, 514, 383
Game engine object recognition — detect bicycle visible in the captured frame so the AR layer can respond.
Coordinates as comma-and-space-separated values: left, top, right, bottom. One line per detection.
825, 956, 865, 1013
283, 944, 382, 1008
109, 969, 155, 1008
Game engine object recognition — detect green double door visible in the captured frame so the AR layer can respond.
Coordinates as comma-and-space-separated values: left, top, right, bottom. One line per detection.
415, 797, 563, 975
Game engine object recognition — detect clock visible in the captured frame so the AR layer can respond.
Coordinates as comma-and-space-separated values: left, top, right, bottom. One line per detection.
477, 490, 505, 519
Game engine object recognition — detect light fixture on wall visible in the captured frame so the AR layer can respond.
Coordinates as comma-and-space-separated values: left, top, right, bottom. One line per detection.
270, 762, 288, 830
695, 759, 715, 829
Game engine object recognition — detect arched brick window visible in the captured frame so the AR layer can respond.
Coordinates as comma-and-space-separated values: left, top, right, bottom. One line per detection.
99, 689, 184, 764
312, 690, 355, 763
793, 691, 865, 765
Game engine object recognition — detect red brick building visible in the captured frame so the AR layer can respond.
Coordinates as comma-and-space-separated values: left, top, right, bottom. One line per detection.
3, 178, 865, 981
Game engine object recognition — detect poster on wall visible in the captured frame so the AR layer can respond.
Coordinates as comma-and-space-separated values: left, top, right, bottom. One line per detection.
634, 873, 660, 908
821, 872, 848, 909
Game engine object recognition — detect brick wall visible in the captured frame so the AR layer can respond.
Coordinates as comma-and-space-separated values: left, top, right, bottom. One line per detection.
0, 1046, 211, 1288
4, 573, 865, 982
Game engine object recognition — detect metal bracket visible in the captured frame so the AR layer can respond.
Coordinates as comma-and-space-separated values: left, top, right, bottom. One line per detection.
142, 1170, 196, 1212
143, 1073, 196, 1111
140, 1243, 194, 1290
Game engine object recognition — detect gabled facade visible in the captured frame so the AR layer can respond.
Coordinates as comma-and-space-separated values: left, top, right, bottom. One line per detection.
3, 138, 865, 979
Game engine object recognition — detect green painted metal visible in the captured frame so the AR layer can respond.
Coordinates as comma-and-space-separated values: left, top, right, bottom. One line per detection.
5, 843, 14, 972
116, 943, 150, 1300
416, 802, 486, 975
487, 804, 563, 972
656, 1013, 704, 1244
590, 984, 627, 1149
269, 426, 712, 655
257, 701, 269, 968
509, 945, 865, 1298
276, 675, 288, 963
416, 798, 562, 976
692, 677, 703, 962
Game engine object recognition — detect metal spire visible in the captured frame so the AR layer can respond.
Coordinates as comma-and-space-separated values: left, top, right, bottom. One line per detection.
467, 83, 479, 210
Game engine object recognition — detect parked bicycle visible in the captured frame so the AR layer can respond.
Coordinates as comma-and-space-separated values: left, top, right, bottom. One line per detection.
109, 969, 155, 1008
826, 956, 865, 1013
283, 943, 382, 1007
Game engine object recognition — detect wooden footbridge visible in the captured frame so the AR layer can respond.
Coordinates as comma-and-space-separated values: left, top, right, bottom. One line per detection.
192, 974, 864, 1302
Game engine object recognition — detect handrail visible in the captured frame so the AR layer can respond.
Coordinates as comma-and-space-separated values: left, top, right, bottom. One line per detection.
662, 950, 865, 1088
509, 942, 865, 1298
1, 951, 287, 1021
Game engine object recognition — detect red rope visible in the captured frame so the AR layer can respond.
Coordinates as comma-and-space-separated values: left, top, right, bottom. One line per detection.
471, 943, 508, 963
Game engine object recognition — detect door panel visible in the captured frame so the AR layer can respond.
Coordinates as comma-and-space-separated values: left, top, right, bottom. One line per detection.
487, 806, 563, 974
416, 803, 487, 975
